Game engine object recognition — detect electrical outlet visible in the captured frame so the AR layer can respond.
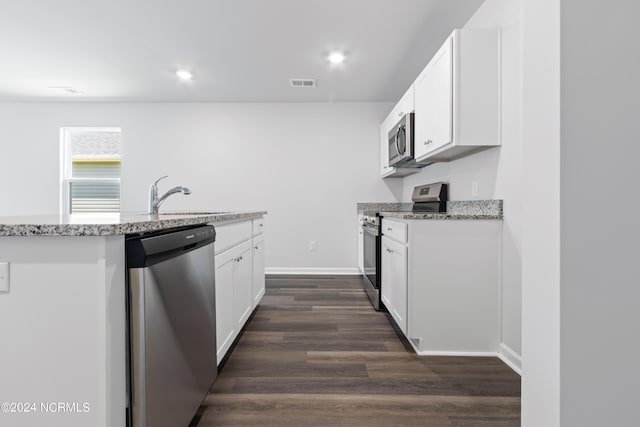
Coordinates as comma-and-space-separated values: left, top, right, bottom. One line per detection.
309, 241, 317, 252
0, 262, 9, 292
471, 180, 479, 198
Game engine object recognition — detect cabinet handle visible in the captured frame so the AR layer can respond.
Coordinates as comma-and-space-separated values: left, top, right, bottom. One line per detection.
424, 139, 433, 146
387, 227, 393, 231
254, 246, 259, 250
259, 223, 263, 227
236, 256, 243, 262
398, 111, 403, 117
386, 248, 393, 253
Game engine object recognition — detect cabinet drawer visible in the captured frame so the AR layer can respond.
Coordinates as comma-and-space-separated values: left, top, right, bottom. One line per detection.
382, 219, 407, 244
252, 217, 264, 236
215, 221, 252, 255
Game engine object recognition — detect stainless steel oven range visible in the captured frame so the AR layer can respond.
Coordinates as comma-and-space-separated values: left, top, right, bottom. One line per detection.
361, 211, 383, 310
361, 182, 449, 311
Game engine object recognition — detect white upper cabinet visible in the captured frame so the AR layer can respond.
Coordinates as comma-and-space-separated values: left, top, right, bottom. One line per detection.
390, 85, 414, 124
414, 37, 453, 157
380, 86, 420, 178
380, 121, 393, 177
414, 29, 500, 163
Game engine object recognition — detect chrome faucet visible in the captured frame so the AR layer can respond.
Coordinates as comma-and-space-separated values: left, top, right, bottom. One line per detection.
148, 175, 191, 214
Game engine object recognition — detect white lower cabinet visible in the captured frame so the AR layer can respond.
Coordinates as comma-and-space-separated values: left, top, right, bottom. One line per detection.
357, 214, 364, 273
215, 239, 252, 363
252, 234, 265, 307
381, 217, 501, 354
214, 242, 236, 364
381, 235, 408, 333
214, 217, 266, 364
233, 241, 253, 329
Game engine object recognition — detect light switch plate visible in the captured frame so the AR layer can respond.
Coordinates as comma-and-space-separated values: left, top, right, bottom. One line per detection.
0, 262, 9, 292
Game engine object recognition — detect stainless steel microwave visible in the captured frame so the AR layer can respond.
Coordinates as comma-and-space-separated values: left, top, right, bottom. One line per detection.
388, 113, 428, 168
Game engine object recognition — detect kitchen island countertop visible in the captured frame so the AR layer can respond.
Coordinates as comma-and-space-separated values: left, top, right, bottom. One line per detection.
0, 210, 267, 427
0, 211, 267, 236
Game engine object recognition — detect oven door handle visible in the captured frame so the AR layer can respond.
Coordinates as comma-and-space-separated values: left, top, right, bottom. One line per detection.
362, 224, 379, 237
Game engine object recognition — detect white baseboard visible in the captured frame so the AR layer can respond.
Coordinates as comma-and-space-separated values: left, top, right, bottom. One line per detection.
265, 267, 362, 275
413, 350, 499, 357
498, 343, 522, 375
409, 340, 522, 376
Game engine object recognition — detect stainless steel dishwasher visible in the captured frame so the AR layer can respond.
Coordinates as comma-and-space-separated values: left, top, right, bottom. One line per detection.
126, 225, 217, 427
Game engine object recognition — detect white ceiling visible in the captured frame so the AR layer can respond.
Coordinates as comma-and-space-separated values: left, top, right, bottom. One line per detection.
0, 0, 484, 102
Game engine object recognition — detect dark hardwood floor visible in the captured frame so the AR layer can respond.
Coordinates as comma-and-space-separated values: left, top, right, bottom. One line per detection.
195, 275, 521, 426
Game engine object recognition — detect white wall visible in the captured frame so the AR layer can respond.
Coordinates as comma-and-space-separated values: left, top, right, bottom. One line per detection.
560, 1, 640, 426
400, 0, 524, 369
521, 0, 560, 425
522, 0, 560, 427
0, 102, 396, 272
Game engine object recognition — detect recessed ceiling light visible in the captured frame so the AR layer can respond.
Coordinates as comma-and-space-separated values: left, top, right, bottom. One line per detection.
327, 51, 346, 65
176, 70, 193, 80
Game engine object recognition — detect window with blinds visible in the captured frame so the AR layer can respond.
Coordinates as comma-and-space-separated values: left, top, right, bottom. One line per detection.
61, 128, 122, 214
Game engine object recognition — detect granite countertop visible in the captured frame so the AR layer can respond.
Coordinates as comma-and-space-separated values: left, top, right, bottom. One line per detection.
378, 211, 502, 220
0, 211, 267, 236
357, 200, 503, 220
357, 202, 414, 213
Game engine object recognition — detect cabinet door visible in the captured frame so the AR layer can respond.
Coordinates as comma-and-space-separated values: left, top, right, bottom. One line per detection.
381, 236, 408, 333
252, 237, 265, 308
380, 238, 393, 312
252, 217, 264, 236
392, 85, 415, 120
380, 121, 391, 176
431, 37, 453, 151
215, 249, 237, 363
414, 37, 453, 160
357, 220, 364, 273
234, 241, 253, 329
414, 63, 434, 159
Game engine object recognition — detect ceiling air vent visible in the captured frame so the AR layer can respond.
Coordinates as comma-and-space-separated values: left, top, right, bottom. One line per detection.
290, 79, 316, 88
48, 86, 84, 94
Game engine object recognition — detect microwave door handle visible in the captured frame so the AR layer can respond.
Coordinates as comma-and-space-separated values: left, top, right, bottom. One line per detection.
395, 127, 402, 156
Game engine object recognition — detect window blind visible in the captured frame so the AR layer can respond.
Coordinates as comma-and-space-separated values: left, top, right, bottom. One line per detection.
63, 129, 122, 214
69, 180, 121, 213
69, 159, 121, 213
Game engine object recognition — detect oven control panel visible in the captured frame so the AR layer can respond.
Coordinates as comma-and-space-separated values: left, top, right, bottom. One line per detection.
411, 182, 447, 203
